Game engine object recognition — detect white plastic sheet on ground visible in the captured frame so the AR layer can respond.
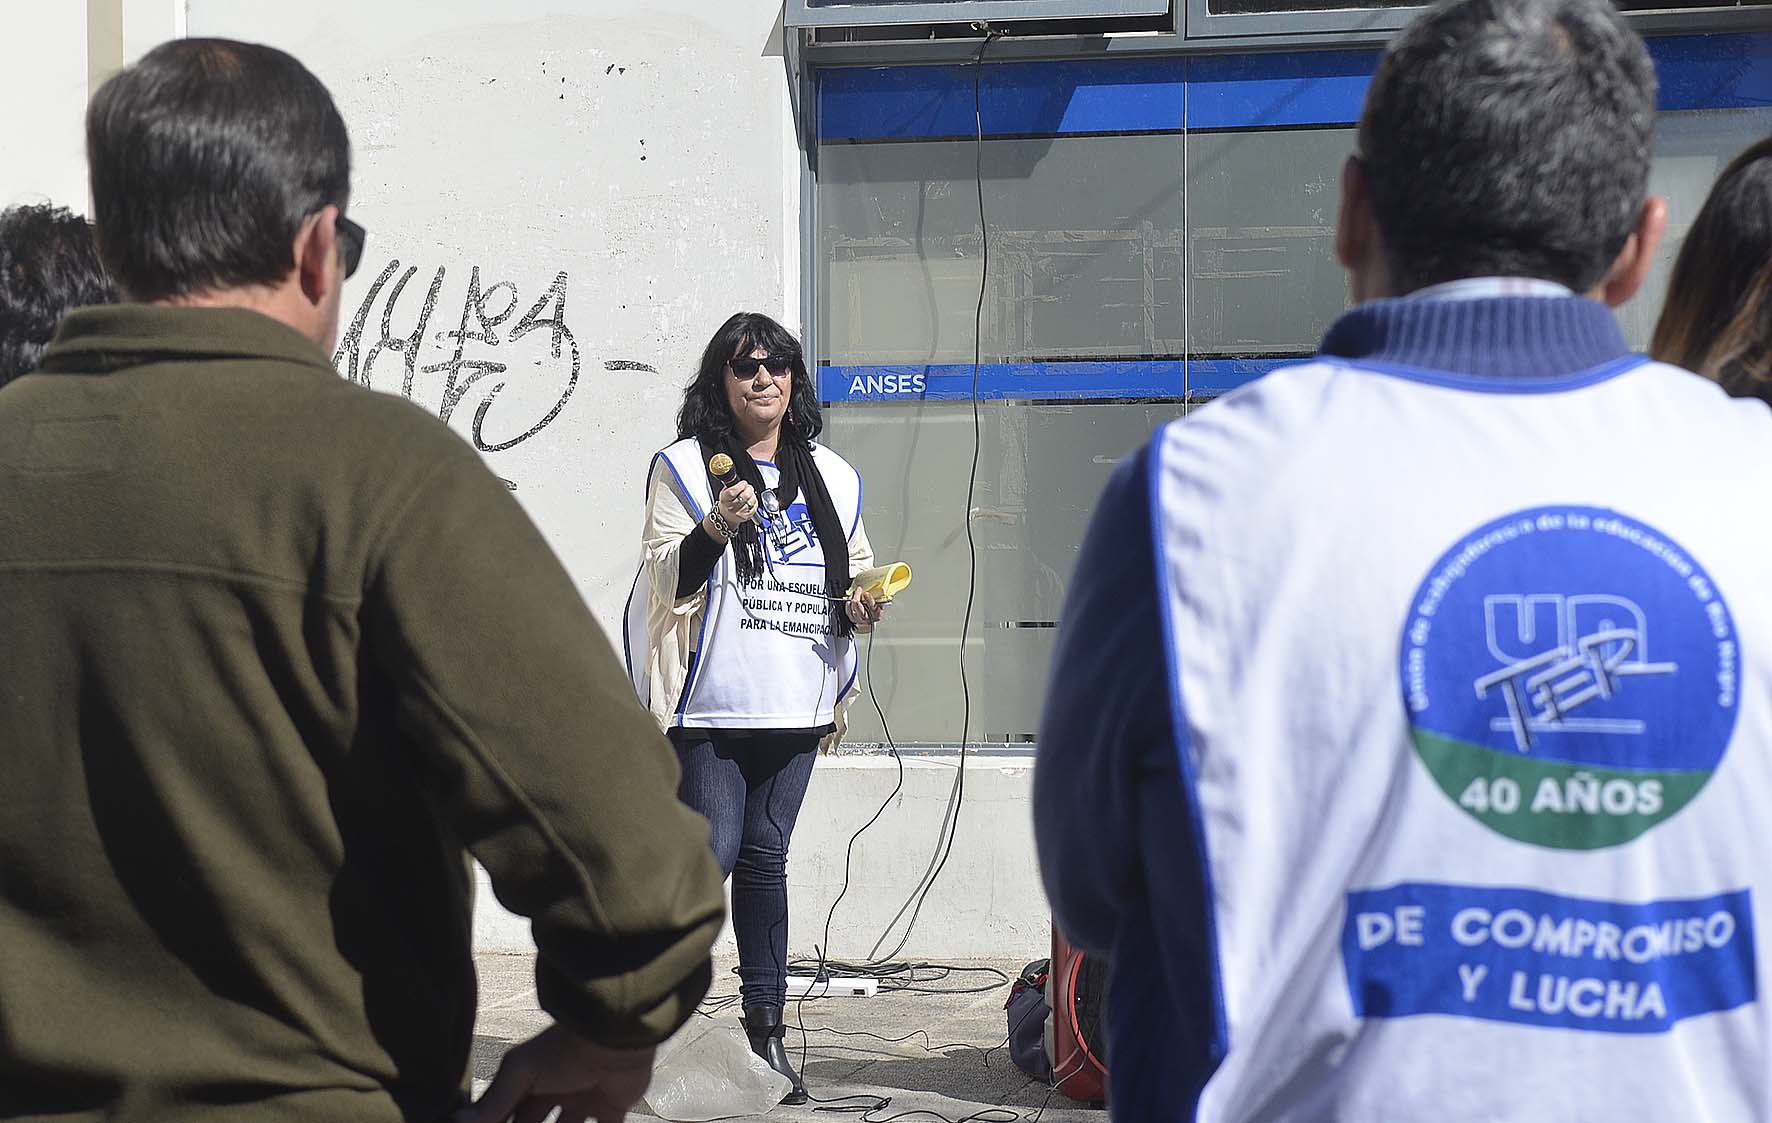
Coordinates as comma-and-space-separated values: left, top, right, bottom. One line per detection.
644, 1017, 792, 1121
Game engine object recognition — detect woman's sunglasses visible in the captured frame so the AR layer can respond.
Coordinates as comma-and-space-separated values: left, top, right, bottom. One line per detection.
729, 356, 793, 379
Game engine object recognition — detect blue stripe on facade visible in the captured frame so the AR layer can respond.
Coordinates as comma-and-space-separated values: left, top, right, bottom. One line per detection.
816, 32, 1770, 141
1183, 48, 1377, 131
817, 358, 1296, 402
819, 58, 1186, 141
1654, 32, 1772, 112
1185, 357, 1295, 397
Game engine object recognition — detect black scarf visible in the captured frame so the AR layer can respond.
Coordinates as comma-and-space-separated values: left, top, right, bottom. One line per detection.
702, 434, 854, 637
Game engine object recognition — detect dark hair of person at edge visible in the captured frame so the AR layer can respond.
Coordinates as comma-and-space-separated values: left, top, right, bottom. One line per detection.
1651, 136, 1772, 403
1340, 0, 1660, 301
85, 37, 351, 303
0, 204, 118, 386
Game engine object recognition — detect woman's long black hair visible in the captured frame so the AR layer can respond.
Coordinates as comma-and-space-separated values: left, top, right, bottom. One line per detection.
677, 312, 852, 634
678, 312, 823, 447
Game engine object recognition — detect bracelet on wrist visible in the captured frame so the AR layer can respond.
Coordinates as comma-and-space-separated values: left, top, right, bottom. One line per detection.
709, 509, 738, 540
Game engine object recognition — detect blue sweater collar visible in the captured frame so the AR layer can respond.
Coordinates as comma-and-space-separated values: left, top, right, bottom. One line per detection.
1319, 294, 1633, 379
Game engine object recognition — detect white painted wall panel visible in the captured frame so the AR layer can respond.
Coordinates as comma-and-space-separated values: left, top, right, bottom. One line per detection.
0, 4, 90, 210
186, 0, 799, 630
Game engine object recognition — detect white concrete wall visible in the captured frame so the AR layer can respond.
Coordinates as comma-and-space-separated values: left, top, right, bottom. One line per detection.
477, 754, 1051, 961
0, 5, 94, 210
0, 1, 184, 212
775, 754, 1050, 962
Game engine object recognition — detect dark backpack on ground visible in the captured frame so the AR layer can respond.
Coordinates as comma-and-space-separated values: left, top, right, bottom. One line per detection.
1005, 958, 1051, 1082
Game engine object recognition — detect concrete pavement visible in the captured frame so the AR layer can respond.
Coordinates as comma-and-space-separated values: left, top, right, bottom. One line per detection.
473, 950, 1105, 1122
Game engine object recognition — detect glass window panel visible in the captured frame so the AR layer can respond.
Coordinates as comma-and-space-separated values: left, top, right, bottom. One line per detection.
1183, 113, 1772, 358
819, 134, 1186, 367
823, 400, 1191, 745
1185, 128, 1354, 359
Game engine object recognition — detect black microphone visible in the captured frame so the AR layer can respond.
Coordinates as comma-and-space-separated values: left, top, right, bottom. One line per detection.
709, 453, 740, 490
708, 454, 788, 548
708, 453, 767, 536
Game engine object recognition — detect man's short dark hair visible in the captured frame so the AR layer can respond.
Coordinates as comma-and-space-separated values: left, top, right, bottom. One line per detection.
0, 204, 119, 385
86, 38, 351, 303
1358, 0, 1657, 294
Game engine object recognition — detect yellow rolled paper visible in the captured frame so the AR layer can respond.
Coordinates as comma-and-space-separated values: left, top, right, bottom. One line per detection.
849, 562, 913, 600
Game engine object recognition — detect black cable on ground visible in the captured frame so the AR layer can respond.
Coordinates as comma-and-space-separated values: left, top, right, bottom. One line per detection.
791, 628, 907, 1105
783, 960, 1011, 996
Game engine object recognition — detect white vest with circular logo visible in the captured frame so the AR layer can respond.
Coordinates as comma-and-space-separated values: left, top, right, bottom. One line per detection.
1155, 356, 1772, 1120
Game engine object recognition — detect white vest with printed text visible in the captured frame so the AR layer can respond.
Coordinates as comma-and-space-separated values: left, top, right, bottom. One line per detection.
631, 438, 860, 730
1156, 356, 1772, 1121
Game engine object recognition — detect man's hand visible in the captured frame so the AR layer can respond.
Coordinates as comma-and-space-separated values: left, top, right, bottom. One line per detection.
454, 1024, 656, 1123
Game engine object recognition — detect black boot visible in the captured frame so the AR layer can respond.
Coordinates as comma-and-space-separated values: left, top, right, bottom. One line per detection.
743, 1004, 808, 1105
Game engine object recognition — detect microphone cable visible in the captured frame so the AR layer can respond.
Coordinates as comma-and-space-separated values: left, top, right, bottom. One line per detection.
859, 24, 1002, 966
786, 26, 1006, 1099
791, 628, 902, 1113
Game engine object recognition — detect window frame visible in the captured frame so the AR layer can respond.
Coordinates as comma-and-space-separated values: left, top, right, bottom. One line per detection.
787, 0, 1173, 29
1182, 0, 1766, 40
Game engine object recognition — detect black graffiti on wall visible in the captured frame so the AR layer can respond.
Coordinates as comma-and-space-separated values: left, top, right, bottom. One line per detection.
333, 260, 580, 453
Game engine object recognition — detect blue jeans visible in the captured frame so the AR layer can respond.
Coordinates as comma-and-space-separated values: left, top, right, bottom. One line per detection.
673, 732, 818, 1009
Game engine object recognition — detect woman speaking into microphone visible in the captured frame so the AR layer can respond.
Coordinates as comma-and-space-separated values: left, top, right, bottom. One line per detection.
625, 311, 885, 1103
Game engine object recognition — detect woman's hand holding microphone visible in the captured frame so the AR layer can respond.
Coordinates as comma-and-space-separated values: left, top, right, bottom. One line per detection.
703, 480, 758, 543
700, 450, 887, 629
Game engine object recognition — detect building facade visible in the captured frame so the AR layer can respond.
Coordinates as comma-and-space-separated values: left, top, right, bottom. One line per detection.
4, 0, 1767, 957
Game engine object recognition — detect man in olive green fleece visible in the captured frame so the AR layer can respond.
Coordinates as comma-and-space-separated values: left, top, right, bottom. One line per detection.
0, 37, 725, 1123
